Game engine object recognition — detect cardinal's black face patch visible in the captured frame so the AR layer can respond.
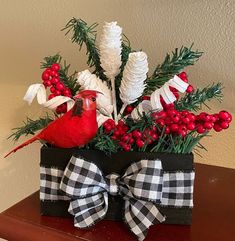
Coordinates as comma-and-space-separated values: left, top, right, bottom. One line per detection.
72, 98, 83, 117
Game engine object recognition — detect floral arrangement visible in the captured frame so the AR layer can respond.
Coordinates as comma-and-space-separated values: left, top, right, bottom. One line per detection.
9, 17, 232, 155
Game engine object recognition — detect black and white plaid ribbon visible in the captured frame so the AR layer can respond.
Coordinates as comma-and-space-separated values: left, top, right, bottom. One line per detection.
59, 156, 194, 241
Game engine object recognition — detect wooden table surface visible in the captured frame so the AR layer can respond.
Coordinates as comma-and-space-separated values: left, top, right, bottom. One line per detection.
0, 163, 234, 241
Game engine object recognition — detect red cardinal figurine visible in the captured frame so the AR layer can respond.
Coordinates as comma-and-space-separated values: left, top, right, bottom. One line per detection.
5, 90, 100, 158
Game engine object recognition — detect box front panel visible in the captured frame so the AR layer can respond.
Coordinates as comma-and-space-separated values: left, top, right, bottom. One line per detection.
40, 146, 194, 224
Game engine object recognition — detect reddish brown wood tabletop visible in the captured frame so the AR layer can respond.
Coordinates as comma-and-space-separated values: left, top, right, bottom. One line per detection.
0, 163, 235, 241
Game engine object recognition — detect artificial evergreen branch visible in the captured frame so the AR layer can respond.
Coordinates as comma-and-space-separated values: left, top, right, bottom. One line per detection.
62, 18, 107, 81
144, 45, 203, 94
8, 115, 53, 141
41, 54, 61, 67
87, 127, 119, 155
175, 82, 223, 111
125, 113, 154, 132
41, 53, 80, 96
164, 132, 207, 154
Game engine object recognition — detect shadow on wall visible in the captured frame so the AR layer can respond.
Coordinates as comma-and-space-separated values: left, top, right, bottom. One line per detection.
0, 105, 40, 212
0, 145, 40, 212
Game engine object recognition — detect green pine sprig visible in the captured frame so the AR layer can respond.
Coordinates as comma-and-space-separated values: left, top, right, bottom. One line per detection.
125, 113, 155, 132
175, 82, 223, 111
40, 53, 80, 96
8, 115, 53, 141
87, 126, 119, 155
158, 131, 208, 154
144, 44, 203, 94
62, 18, 107, 81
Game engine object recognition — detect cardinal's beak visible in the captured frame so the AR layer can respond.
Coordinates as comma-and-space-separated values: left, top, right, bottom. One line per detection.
94, 91, 104, 96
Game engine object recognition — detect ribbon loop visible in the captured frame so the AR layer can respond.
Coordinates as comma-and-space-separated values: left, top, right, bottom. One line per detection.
69, 192, 108, 228
60, 157, 166, 241
23, 83, 75, 111
121, 159, 163, 203
124, 199, 165, 241
60, 156, 107, 198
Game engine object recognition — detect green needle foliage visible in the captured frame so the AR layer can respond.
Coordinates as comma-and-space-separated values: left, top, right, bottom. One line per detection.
175, 82, 223, 111
8, 115, 53, 141
150, 131, 207, 154
144, 45, 203, 94
62, 18, 107, 81
87, 127, 119, 155
41, 53, 80, 96
169, 133, 204, 154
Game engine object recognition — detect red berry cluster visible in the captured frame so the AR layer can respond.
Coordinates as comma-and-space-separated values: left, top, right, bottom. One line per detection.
102, 119, 160, 151
196, 111, 232, 133
41, 63, 72, 114
124, 105, 134, 115
102, 109, 232, 152
152, 109, 232, 137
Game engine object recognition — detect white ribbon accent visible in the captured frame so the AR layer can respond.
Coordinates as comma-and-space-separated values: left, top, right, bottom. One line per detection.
150, 75, 189, 111
96, 111, 112, 127
131, 100, 152, 120
23, 84, 75, 111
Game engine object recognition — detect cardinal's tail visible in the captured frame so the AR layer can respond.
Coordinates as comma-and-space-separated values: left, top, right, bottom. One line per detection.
4, 135, 39, 158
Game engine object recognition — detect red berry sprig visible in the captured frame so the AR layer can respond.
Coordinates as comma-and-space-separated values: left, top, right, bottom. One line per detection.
152, 108, 232, 137
124, 105, 134, 115
102, 119, 160, 151
153, 109, 196, 137
41, 63, 73, 114
102, 109, 232, 152
100, 70, 232, 152
195, 111, 232, 133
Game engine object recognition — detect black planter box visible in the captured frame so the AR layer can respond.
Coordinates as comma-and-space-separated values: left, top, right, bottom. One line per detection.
40, 146, 194, 225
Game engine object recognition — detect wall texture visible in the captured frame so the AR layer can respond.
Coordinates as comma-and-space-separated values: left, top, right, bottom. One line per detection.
0, 0, 234, 217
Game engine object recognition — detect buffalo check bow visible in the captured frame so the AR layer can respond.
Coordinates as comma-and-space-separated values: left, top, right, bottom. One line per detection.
60, 156, 194, 241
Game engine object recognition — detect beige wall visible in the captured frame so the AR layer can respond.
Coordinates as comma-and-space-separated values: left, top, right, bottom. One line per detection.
0, 0, 234, 216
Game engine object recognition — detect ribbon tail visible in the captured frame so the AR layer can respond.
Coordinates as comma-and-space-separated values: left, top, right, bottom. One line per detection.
160, 83, 176, 104
169, 75, 189, 93
124, 199, 165, 241
23, 83, 75, 111
149, 75, 189, 111
69, 192, 108, 228
23, 84, 44, 104
150, 89, 163, 111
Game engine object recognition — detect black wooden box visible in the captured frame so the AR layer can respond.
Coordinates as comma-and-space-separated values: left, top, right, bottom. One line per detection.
40, 146, 194, 225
